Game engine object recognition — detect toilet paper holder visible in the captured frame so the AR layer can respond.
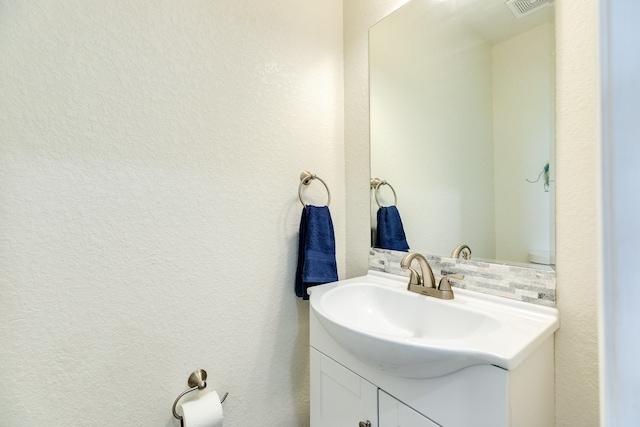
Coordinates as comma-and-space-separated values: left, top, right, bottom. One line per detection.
172, 369, 228, 427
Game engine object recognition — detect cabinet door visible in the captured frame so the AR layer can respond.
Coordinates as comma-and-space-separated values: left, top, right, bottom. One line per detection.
379, 390, 439, 427
311, 348, 378, 427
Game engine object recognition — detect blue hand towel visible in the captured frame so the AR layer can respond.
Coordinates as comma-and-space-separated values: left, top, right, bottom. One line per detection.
295, 205, 339, 300
375, 206, 410, 251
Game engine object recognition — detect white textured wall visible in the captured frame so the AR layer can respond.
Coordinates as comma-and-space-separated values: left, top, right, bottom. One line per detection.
555, 0, 600, 425
0, 1, 344, 426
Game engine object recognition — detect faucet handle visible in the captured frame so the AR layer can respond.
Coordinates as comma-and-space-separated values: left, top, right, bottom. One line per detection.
406, 266, 422, 286
438, 274, 464, 291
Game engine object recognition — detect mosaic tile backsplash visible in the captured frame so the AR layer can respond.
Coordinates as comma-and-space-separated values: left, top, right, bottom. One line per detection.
370, 249, 556, 307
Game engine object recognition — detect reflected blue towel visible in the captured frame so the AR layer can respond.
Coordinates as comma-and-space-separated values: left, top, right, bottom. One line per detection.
295, 205, 339, 300
375, 206, 410, 252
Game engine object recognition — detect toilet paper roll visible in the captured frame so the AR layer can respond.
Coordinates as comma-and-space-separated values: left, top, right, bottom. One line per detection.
180, 391, 224, 427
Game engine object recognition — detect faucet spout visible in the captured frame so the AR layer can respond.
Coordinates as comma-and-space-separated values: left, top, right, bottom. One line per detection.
400, 252, 436, 289
451, 244, 472, 260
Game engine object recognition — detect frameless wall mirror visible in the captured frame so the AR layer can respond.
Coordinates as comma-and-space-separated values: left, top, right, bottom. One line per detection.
370, 0, 555, 268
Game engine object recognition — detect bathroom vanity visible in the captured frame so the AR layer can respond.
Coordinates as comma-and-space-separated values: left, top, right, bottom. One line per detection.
309, 272, 559, 427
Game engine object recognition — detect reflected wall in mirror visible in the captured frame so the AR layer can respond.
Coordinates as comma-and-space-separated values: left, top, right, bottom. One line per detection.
370, 0, 555, 267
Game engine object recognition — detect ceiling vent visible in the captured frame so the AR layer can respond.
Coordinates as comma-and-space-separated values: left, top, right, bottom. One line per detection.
506, 0, 554, 18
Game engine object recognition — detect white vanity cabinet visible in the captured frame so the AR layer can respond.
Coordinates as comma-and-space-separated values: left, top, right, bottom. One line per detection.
310, 348, 379, 427
379, 390, 439, 427
311, 348, 441, 427
311, 333, 555, 427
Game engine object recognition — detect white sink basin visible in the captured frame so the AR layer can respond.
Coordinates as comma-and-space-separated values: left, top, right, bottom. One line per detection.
309, 271, 559, 378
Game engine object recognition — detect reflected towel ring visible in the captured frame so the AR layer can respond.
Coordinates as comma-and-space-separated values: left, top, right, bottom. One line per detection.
371, 178, 398, 208
298, 171, 331, 207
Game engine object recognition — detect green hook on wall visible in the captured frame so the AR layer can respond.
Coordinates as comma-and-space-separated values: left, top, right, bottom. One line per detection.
526, 162, 552, 192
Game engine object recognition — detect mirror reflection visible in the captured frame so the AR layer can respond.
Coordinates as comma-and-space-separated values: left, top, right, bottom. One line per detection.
370, 0, 555, 267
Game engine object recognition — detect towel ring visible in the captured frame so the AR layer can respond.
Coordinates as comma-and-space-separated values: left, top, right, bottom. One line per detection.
298, 171, 331, 207
172, 369, 228, 427
371, 178, 397, 208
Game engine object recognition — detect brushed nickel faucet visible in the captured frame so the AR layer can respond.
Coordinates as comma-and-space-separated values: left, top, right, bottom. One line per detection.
451, 244, 472, 260
400, 252, 436, 288
400, 252, 464, 300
